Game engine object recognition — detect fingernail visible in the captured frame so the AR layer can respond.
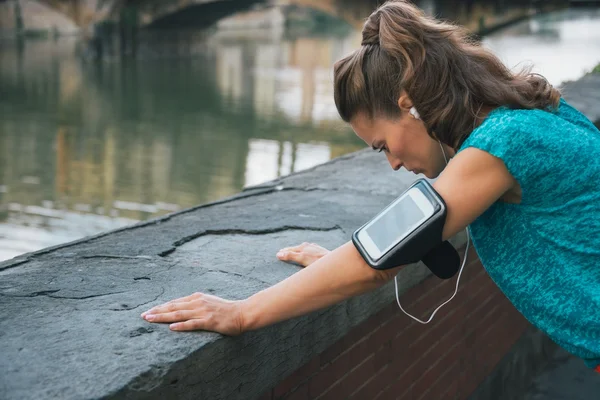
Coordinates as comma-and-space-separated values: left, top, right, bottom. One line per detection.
145, 315, 155, 321
170, 323, 179, 330
141, 312, 147, 317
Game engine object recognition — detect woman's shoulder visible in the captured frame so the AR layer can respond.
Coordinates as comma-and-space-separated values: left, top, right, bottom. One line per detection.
462, 98, 594, 150
458, 106, 537, 154
457, 99, 599, 202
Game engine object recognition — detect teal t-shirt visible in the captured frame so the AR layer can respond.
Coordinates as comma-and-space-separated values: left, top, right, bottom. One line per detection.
458, 98, 600, 368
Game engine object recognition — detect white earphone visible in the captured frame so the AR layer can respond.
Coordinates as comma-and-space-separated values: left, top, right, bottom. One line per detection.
409, 106, 420, 120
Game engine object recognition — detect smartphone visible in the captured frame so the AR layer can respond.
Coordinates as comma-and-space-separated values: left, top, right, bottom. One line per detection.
356, 185, 436, 260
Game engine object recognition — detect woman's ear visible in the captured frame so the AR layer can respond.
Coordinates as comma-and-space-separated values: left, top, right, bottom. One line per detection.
397, 91, 413, 112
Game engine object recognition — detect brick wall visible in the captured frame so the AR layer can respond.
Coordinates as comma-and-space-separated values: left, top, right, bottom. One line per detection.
259, 246, 530, 400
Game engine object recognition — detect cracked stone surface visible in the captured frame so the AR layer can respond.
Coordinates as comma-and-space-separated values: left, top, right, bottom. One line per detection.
0, 149, 441, 400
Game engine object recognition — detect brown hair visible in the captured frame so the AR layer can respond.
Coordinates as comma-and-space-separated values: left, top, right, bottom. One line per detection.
333, 0, 561, 149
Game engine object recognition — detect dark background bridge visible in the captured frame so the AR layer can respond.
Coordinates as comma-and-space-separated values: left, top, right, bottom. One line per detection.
0, 0, 552, 41
0, 0, 377, 34
0, 0, 381, 60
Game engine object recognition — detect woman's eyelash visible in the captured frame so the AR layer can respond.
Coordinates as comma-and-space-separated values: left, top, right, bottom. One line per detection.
378, 146, 386, 153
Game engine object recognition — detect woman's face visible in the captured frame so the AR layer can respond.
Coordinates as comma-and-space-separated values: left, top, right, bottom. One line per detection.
350, 108, 448, 179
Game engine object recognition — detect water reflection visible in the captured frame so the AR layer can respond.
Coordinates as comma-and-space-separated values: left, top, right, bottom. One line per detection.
244, 139, 331, 186
1, 3, 598, 261
0, 29, 366, 260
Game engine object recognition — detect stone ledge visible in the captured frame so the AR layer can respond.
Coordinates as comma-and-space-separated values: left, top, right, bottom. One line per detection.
0, 149, 463, 400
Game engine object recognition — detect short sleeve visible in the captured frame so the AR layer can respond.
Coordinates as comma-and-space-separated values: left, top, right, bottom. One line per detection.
458, 106, 593, 205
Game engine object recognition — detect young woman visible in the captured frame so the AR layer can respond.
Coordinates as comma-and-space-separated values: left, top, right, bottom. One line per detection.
141, 1, 600, 371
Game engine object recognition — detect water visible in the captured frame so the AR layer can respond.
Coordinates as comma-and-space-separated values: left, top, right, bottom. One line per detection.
1, 3, 599, 262
483, 8, 600, 85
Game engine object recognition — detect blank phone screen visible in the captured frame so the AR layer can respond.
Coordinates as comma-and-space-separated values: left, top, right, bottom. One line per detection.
365, 195, 426, 254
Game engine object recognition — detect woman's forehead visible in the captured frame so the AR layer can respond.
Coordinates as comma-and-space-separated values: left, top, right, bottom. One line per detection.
351, 114, 394, 141
349, 115, 376, 143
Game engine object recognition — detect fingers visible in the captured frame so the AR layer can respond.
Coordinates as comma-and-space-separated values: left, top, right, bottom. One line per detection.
278, 242, 310, 253
276, 242, 314, 261
141, 299, 195, 317
276, 250, 305, 265
170, 319, 208, 331
278, 242, 328, 253
144, 310, 195, 323
276, 242, 330, 268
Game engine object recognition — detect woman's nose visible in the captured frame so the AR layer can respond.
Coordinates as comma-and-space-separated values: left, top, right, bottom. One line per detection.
386, 153, 402, 171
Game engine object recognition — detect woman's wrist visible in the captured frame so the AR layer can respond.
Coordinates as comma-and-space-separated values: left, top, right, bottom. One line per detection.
238, 296, 257, 333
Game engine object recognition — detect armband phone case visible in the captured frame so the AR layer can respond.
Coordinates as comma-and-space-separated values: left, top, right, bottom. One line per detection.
352, 179, 447, 270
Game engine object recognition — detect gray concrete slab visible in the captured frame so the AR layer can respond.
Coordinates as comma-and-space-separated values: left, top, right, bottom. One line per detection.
0, 148, 442, 400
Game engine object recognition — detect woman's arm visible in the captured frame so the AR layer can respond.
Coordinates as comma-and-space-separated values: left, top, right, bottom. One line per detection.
433, 147, 517, 240
141, 147, 516, 334
241, 241, 389, 331
141, 242, 390, 334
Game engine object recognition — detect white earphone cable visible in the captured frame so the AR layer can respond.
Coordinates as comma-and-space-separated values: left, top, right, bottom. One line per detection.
392, 138, 471, 324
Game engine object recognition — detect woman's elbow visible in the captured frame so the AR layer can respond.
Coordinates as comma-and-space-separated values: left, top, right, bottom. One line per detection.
371, 264, 404, 284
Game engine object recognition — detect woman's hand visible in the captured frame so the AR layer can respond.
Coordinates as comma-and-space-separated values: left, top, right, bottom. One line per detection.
276, 242, 330, 267
141, 292, 245, 335
141, 242, 389, 334
141, 242, 330, 333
